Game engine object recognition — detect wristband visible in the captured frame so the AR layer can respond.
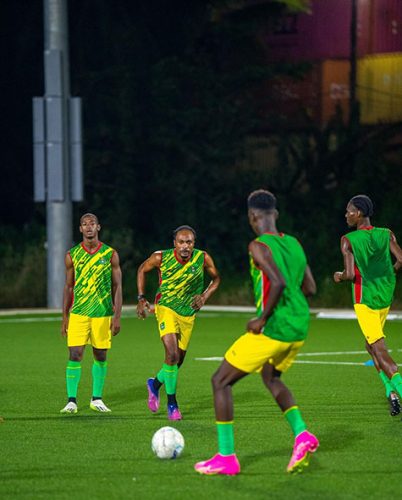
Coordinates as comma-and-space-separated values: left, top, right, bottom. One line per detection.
137, 294, 147, 301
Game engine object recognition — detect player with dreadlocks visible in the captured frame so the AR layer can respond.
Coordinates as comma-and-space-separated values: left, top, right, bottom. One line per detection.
334, 194, 402, 416
137, 225, 220, 421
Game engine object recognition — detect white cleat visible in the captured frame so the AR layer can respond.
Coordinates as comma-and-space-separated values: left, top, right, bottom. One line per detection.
89, 399, 111, 412
60, 402, 78, 414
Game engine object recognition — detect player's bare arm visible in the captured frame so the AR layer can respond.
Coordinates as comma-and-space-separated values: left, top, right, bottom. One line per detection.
301, 265, 317, 297
191, 252, 221, 310
247, 240, 286, 334
136, 251, 162, 319
111, 251, 123, 336
334, 236, 355, 283
61, 253, 74, 337
390, 232, 402, 272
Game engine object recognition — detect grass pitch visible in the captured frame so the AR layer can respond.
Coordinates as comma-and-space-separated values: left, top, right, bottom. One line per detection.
0, 311, 401, 500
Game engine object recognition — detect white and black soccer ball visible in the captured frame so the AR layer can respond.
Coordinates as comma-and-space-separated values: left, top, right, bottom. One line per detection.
151, 426, 185, 459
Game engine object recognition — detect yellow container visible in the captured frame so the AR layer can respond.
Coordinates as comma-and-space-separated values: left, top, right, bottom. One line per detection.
358, 53, 402, 124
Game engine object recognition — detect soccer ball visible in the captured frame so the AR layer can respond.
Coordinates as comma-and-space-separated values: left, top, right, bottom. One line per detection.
151, 426, 185, 459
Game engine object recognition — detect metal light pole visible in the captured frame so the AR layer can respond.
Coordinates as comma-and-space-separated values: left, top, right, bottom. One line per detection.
33, 0, 83, 308
349, 0, 359, 127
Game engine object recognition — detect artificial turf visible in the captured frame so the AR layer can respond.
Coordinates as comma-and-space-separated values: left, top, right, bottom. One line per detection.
0, 311, 401, 499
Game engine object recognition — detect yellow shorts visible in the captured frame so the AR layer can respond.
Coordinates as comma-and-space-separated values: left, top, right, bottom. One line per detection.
155, 305, 195, 351
224, 332, 304, 374
67, 312, 112, 349
354, 304, 389, 345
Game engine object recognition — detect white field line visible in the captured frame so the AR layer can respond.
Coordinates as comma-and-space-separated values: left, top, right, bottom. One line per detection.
294, 360, 366, 366
1, 305, 402, 320
194, 357, 369, 366
195, 357, 370, 366
0, 317, 61, 323
195, 347, 402, 366
297, 349, 402, 356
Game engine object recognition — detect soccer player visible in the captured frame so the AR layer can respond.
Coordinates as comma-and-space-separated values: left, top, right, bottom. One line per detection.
136, 225, 220, 420
194, 189, 319, 476
60, 213, 122, 414
333, 195, 402, 416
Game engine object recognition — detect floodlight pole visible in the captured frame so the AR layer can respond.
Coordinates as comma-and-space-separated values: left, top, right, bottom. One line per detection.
33, 0, 83, 308
45, 0, 72, 309
349, 0, 359, 127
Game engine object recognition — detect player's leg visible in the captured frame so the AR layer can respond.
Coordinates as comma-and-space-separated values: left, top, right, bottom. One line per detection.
164, 313, 193, 418
355, 304, 402, 402
261, 363, 295, 410
160, 332, 182, 419
89, 317, 112, 412
151, 347, 186, 395
60, 345, 85, 414
147, 306, 178, 415
264, 342, 319, 473
177, 348, 187, 368
195, 332, 273, 476
60, 313, 89, 414
194, 359, 246, 475
370, 339, 402, 400
150, 347, 187, 401
365, 340, 400, 416
148, 307, 194, 418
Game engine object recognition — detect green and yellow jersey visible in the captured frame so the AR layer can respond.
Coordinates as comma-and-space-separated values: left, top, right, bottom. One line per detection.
250, 233, 310, 342
69, 242, 115, 318
155, 248, 205, 316
343, 226, 395, 309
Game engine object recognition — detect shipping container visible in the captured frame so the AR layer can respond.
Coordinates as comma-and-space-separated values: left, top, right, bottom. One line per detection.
262, 0, 402, 62
360, 0, 402, 54
358, 53, 402, 124
259, 60, 350, 128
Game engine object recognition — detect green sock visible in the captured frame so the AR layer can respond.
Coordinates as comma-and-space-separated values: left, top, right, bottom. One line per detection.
156, 367, 165, 384
391, 372, 402, 399
284, 406, 307, 437
163, 363, 178, 395
92, 360, 108, 398
379, 370, 393, 397
216, 421, 235, 456
66, 360, 81, 398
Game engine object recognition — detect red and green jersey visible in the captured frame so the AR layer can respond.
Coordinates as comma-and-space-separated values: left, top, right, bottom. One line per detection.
69, 242, 115, 318
343, 227, 395, 309
155, 248, 205, 316
249, 233, 310, 342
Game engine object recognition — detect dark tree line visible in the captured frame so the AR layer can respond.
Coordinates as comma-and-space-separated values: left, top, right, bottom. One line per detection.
1, 0, 401, 307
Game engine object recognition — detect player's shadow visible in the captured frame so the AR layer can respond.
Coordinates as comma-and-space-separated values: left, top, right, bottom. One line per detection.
4, 415, 132, 422
107, 383, 147, 407
242, 424, 363, 471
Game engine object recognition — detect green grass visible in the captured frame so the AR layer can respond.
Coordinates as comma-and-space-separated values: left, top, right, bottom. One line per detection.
1, 312, 402, 500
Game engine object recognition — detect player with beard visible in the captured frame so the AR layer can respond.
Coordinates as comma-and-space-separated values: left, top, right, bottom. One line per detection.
137, 225, 220, 420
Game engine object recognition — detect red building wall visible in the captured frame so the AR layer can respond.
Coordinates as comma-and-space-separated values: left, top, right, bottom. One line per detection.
262, 0, 402, 62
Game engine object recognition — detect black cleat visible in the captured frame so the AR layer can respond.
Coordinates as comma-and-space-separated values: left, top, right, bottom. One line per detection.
388, 393, 401, 417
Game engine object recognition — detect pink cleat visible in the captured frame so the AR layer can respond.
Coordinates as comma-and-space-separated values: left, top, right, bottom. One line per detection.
147, 378, 160, 413
287, 430, 319, 473
167, 404, 182, 421
194, 453, 241, 476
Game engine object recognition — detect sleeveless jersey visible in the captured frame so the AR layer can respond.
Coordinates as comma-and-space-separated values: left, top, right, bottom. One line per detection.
69, 242, 114, 317
343, 227, 395, 309
155, 248, 205, 316
249, 233, 310, 342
